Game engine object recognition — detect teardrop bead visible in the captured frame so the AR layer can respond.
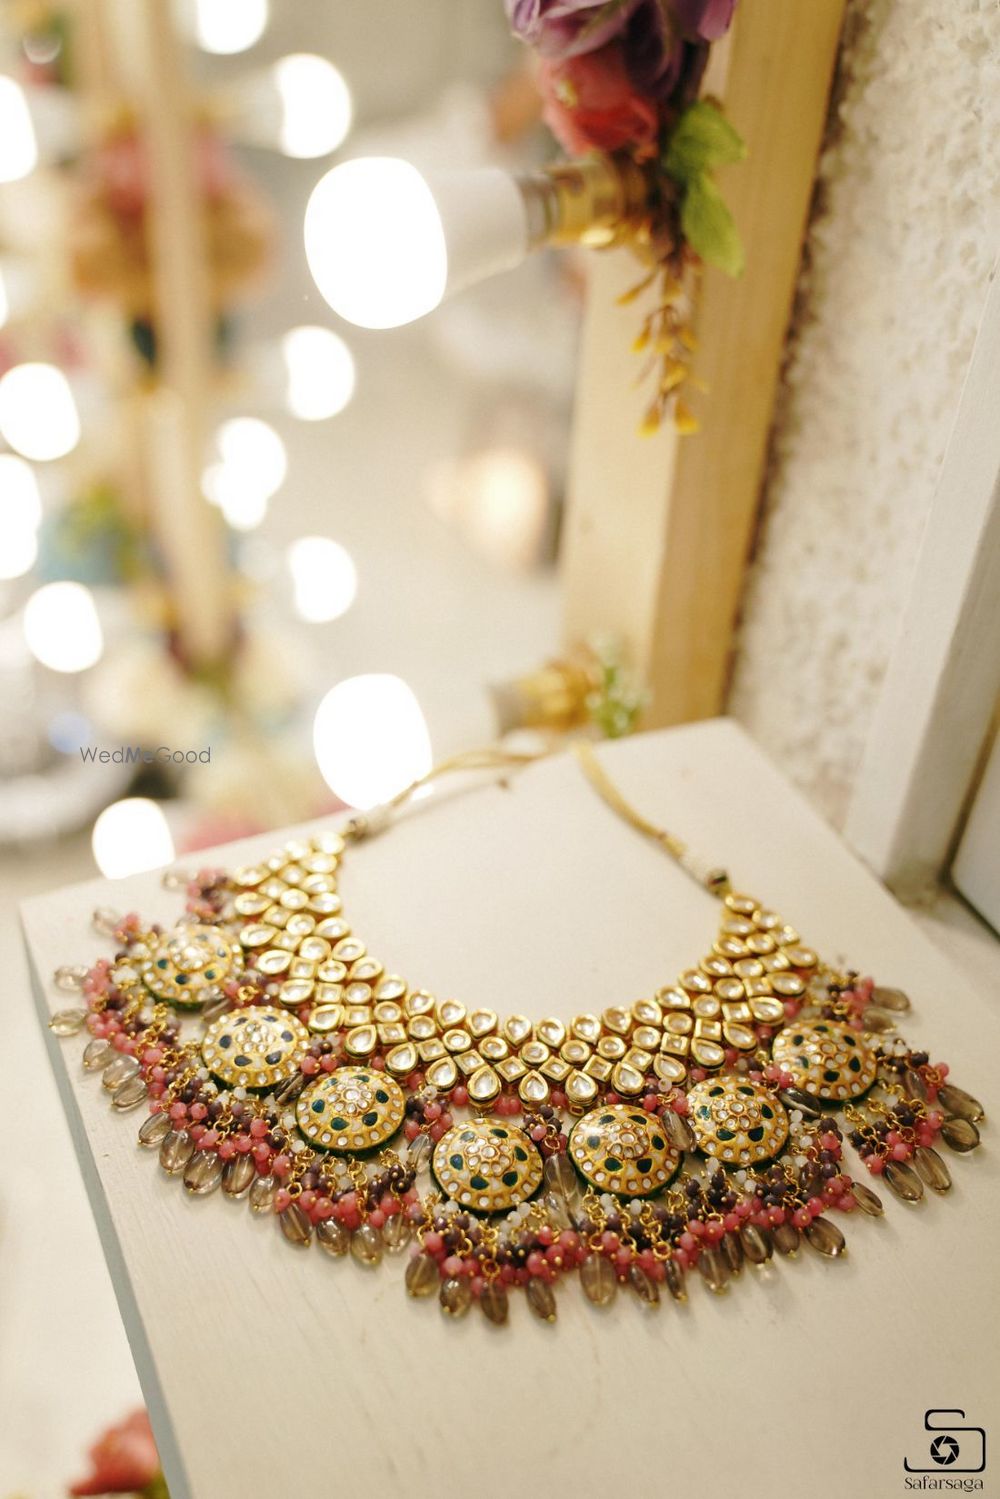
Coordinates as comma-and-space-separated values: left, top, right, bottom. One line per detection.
102, 1054, 140, 1090
804, 1215, 846, 1257
940, 1116, 980, 1153
83, 1039, 113, 1071
273, 1074, 305, 1106
221, 1155, 257, 1198
407, 1133, 432, 1171
159, 1130, 194, 1175
383, 1214, 412, 1254
630, 1265, 660, 1306
350, 1223, 384, 1267
884, 1159, 924, 1202
697, 1246, 729, 1293
797, 1164, 823, 1200
872, 984, 910, 1012
903, 1068, 928, 1101
161, 867, 193, 890
440, 1276, 472, 1318
779, 1088, 823, 1119
861, 1008, 896, 1034
249, 1174, 278, 1214
480, 1282, 509, 1326
938, 1084, 985, 1124
279, 1202, 313, 1247
914, 1145, 952, 1192
543, 1191, 574, 1232
580, 1252, 617, 1307
138, 1111, 171, 1148
202, 996, 229, 1025
92, 906, 121, 936
405, 1253, 440, 1298
662, 1111, 696, 1152
526, 1277, 557, 1323
740, 1223, 773, 1264
772, 1221, 801, 1255
720, 1231, 744, 1275
663, 1257, 687, 1302
543, 1151, 578, 1202
316, 1218, 351, 1257
183, 1151, 224, 1195
49, 1008, 86, 1036
112, 1075, 148, 1111
850, 1180, 884, 1216
54, 964, 89, 992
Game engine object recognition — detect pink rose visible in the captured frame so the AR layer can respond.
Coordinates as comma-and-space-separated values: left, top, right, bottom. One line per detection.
506, 0, 645, 60
539, 42, 661, 154
69, 1409, 161, 1496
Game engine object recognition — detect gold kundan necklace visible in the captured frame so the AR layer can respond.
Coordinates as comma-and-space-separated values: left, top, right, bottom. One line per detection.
49, 742, 985, 1325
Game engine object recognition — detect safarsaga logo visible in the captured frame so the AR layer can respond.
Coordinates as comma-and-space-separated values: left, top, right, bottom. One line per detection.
80, 745, 212, 765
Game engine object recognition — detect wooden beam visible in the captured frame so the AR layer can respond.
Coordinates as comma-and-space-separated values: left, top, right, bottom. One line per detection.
561, 0, 846, 726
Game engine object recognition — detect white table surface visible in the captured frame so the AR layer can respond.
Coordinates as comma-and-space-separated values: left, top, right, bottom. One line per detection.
22, 721, 1000, 1499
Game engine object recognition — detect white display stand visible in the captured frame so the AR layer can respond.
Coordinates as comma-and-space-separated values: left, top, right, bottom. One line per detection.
23, 722, 1000, 1499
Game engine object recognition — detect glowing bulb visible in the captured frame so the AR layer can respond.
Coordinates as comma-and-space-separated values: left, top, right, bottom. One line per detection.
0, 453, 43, 530
282, 326, 355, 420
23, 581, 103, 672
215, 417, 287, 499
288, 536, 357, 622
0, 363, 80, 460
187, 0, 268, 54
0, 523, 37, 580
202, 462, 268, 531
313, 674, 432, 808
274, 54, 351, 158
304, 157, 530, 330
0, 76, 38, 183
92, 798, 175, 880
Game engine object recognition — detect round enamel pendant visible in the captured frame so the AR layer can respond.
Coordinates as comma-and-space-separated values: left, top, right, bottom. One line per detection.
687, 1076, 789, 1166
139, 924, 239, 1009
772, 1020, 877, 1102
201, 1006, 308, 1089
569, 1104, 680, 1197
432, 1119, 543, 1214
296, 1067, 405, 1153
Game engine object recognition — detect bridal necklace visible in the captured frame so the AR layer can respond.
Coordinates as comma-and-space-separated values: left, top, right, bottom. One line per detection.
50, 743, 985, 1325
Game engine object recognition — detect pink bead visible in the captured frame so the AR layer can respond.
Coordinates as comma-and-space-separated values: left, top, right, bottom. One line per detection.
704, 1221, 724, 1243
601, 1231, 619, 1253
300, 1055, 319, 1076
249, 1118, 268, 1139
642, 1093, 659, 1112
792, 1209, 810, 1229
218, 1139, 236, 1161
679, 1232, 697, 1253
891, 1142, 910, 1160
315, 1197, 334, 1219
272, 1153, 292, 1178
252, 1143, 271, 1165
423, 1231, 444, 1255
451, 1086, 469, 1107
190, 1102, 208, 1122
169, 1102, 187, 1121
614, 1247, 632, 1270
274, 1188, 292, 1213
424, 1101, 442, 1121
368, 1209, 385, 1229
867, 1155, 885, 1175
320, 1055, 337, 1072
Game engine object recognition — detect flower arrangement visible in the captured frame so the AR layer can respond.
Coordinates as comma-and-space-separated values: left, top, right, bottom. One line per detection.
68, 1408, 168, 1498
506, 0, 745, 433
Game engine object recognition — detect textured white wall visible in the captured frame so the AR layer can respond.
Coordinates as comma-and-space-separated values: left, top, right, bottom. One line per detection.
729, 0, 1000, 826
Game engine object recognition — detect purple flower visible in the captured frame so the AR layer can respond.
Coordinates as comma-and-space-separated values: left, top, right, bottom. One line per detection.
505, 0, 645, 61
621, 0, 684, 100
670, 0, 737, 42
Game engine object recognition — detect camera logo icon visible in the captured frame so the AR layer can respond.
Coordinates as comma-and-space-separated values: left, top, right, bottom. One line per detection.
905, 1410, 986, 1474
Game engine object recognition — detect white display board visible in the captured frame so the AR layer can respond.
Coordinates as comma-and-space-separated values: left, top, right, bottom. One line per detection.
24, 722, 1000, 1499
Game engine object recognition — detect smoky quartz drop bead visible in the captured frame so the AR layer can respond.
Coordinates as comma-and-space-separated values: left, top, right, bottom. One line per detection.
913, 1146, 952, 1192
850, 1181, 884, 1216
804, 1216, 846, 1257
629, 1266, 660, 1306
102, 1054, 140, 1091
440, 1277, 472, 1318
138, 1111, 172, 1148
940, 1116, 981, 1153
159, 1130, 194, 1175
772, 1221, 801, 1256
480, 1282, 510, 1326
350, 1223, 384, 1267
526, 1277, 557, 1323
183, 1151, 224, 1196
697, 1246, 729, 1294
249, 1175, 278, 1214
221, 1155, 257, 1198
83, 1039, 113, 1071
49, 1008, 86, 1035
112, 1076, 148, 1111
279, 1203, 313, 1247
884, 1159, 924, 1203
316, 1219, 351, 1257
405, 1253, 439, 1298
937, 1084, 984, 1124
739, 1223, 773, 1264
580, 1253, 618, 1307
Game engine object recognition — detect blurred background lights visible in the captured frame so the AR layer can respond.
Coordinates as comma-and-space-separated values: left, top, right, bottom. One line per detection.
305, 158, 447, 330
202, 461, 268, 531
0, 453, 43, 530
47, 708, 93, 755
0, 525, 38, 580
312, 673, 432, 808
215, 417, 287, 497
274, 54, 352, 158
92, 797, 175, 879
23, 581, 104, 672
0, 76, 38, 183
0, 264, 8, 328
184, 0, 269, 55
461, 448, 549, 569
0, 362, 81, 460
288, 535, 357, 622
282, 325, 356, 421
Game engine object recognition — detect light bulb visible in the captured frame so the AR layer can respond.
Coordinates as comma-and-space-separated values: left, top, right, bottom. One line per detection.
288, 536, 357, 622
23, 581, 104, 672
0, 76, 38, 182
305, 157, 531, 330
202, 462, 268, 531
274, 54, 352, 158
0, 362, 80, 460
0, 264, 8, 329
313, 674, 432, 808
215, 417, 287, 499
92, 798, 175, 880
281, 325, 355, 420
184, 0, 269, 54
0, 453, 43, 530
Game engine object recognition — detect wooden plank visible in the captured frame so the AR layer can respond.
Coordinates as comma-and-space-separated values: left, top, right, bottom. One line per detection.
24, 720, 1000, 1499
846, 264, 1000, 896
561, 0, 846, 725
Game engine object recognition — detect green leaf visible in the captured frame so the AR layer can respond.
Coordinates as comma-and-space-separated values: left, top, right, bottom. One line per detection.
664, 100, 747, 182
681, 173, 745, 277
